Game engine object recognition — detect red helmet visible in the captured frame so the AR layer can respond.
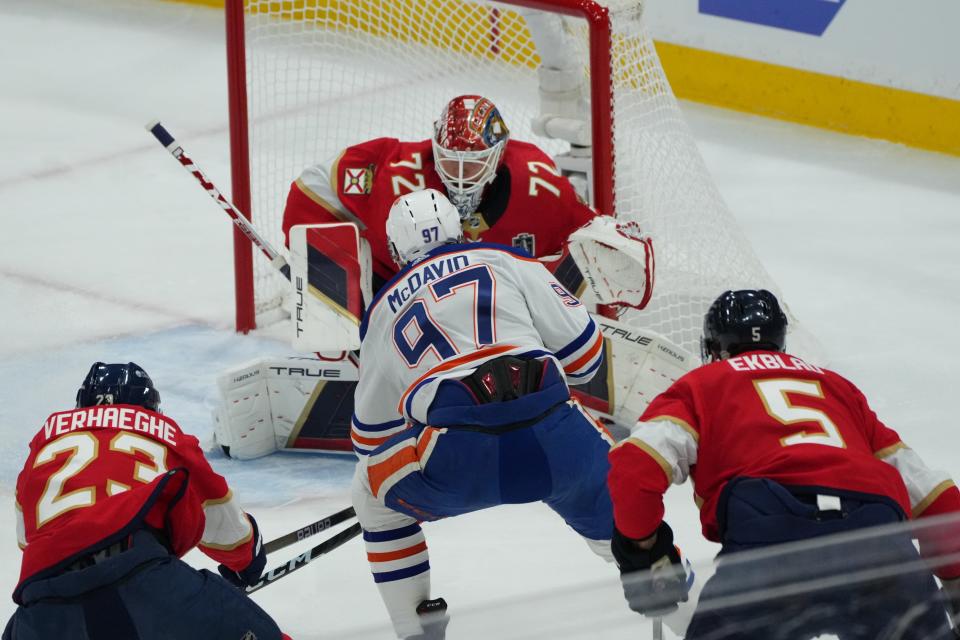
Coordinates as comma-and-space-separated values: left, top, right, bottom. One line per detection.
432, 95, 510, 218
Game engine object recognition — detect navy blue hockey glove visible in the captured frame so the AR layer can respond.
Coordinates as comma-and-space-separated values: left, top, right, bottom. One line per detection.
217, 514, 266, 589
611, 521, 689, 616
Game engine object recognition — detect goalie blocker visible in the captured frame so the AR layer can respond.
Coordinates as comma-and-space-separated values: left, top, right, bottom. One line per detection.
287, 223, 371, 352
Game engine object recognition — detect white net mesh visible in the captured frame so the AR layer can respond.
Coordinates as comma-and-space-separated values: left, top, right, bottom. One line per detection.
238, 0, 786, 355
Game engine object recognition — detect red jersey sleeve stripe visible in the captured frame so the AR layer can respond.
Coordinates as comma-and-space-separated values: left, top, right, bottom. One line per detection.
608, 444, 670, 539
616, 438, 674, 484
294, 177, 350, 219
914, 480, 958, 517
874, 441, 907, 459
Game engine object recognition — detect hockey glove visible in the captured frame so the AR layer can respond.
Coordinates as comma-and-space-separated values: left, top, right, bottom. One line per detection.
217, 514, 266, 589
612, 521, 688, 616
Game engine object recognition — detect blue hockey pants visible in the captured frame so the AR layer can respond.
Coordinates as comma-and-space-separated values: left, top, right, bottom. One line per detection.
4, 530, 283, 640
371, 401, 613, 543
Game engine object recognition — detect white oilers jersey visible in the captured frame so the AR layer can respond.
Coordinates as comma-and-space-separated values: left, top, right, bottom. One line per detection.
351, 243, 603, 455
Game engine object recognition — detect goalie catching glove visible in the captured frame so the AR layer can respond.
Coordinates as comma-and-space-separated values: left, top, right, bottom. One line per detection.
567, 216, 654, 311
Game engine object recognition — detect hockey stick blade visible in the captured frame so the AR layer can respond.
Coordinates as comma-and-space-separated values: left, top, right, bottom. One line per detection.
245, 522, 362, 595
264, 505, 357, 555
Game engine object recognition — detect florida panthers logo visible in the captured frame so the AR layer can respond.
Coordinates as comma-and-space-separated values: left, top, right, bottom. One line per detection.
342, 165, 373, 195
512, 232, 535, 255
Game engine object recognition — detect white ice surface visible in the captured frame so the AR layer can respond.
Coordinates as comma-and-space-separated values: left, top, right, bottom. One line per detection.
0, 1, 958, 638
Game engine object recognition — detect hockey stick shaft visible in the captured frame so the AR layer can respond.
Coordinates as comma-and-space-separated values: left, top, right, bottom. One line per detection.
145, 120, 291, 281
652, 618, 663, 640
245, 522, 362, 594
263, 505, 357, 554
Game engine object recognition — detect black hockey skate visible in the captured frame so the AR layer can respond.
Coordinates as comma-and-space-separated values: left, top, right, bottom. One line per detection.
406, 598, 449, 640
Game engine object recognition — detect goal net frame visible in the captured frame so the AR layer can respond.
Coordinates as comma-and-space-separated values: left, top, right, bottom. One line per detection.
224, 0, 798, 360
226, 0, 616, 333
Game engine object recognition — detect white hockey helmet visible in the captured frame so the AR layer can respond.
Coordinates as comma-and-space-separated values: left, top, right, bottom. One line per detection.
386, 189, 464, 267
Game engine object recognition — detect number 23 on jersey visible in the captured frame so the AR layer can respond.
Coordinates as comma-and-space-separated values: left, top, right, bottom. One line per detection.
30, 431, 168, 528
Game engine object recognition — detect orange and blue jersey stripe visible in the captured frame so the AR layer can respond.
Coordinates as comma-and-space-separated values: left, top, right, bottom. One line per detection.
398, 343, 521, 421
363, 523, 430, 584
366, 427, 445, 499
351, 415, 409, 456
555, 318, 604, 382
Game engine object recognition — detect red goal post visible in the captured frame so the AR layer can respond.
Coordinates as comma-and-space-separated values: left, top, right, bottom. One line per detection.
224, 0, 795, 358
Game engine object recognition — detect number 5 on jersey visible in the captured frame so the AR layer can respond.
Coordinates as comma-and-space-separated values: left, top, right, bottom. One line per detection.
754, 378, 846, 449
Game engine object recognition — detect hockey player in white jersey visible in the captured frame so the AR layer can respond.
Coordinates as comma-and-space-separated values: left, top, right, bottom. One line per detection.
351, 189, 616, 638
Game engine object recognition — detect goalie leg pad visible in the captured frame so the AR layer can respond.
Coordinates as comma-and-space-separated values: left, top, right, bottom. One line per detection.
596, 316, 696, 427
214, 355, 359, 460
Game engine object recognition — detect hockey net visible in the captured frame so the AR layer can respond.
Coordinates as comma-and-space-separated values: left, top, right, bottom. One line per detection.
227, 0, 792, 356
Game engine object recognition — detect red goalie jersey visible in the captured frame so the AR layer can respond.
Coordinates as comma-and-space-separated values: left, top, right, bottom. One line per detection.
281, 137, 596, 284
14, 405, 257, 600
608, 351, 960, 577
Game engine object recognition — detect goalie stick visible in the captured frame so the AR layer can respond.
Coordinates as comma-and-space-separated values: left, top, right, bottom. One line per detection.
146, 120, 366, 352
246, 522, 362, 594
144, 120, 291, 281
263, 505, 357, 554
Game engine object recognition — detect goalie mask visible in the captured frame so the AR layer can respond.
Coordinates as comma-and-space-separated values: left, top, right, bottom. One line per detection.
76, 361, 161, 413
432, 95, 510, 219
386, 189, 464, 267
701, 289, 787, 363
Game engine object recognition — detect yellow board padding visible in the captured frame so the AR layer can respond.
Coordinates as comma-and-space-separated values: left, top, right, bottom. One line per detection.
187, 0, 537, 66
172, 0, 223, 7
655, 41, 960, 157
167, 0, 960, 156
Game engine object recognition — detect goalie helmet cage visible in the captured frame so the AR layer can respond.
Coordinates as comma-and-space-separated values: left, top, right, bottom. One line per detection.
225, 0, 788, 356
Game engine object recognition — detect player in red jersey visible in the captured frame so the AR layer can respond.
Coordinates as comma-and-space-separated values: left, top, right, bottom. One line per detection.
281, 94, 598, 290
5, 362, 290, 640
607, 290, 960, 639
